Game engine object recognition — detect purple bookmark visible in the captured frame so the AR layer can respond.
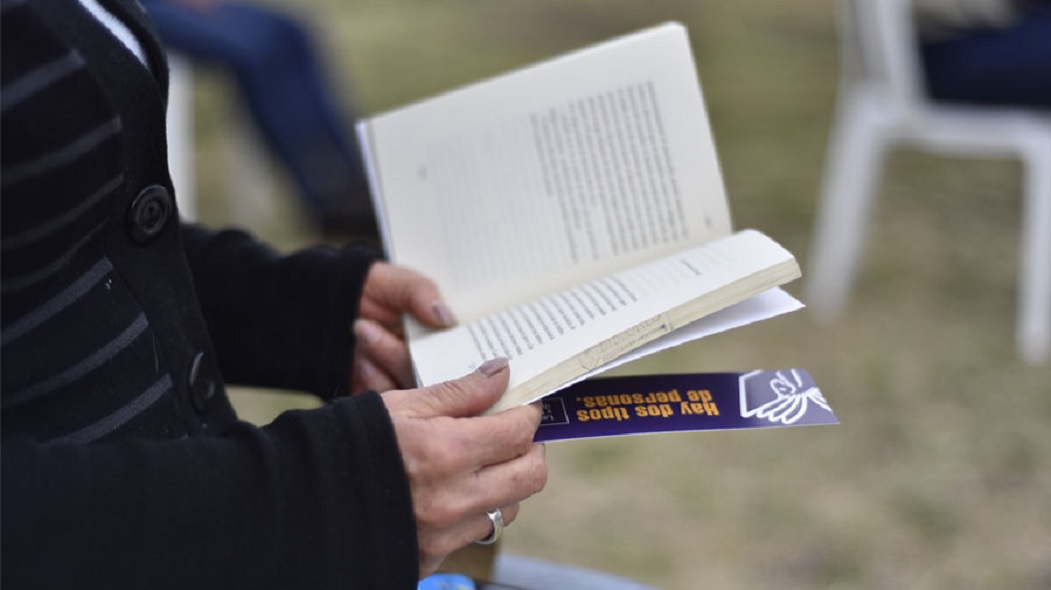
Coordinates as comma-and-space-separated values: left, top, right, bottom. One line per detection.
535, 369, 836, 442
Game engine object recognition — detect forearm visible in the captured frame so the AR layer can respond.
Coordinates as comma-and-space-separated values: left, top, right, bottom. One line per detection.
180, 224, 381, 398
1, 392, 418, 589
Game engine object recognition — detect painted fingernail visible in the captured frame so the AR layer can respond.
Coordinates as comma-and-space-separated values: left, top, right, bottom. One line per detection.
477, 357, 508, 377
433, 302, 457, 328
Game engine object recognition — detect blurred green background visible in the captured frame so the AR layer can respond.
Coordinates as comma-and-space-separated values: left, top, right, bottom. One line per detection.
185, 1, 1051, 588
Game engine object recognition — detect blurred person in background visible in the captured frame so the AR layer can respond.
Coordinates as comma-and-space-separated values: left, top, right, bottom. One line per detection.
913, 0, 1051, 109
1, 0, 545, 587
140, 0, 379, 237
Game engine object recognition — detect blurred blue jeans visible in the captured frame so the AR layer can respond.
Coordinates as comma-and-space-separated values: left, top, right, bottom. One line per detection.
919, 7, 1051, 110
142, 0, 371, 223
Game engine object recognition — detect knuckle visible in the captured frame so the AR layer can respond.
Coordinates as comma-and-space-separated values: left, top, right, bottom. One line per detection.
431, 379, 472, 408
425, 430, 468, 474
417, 495, 461, 529
516, 405, 543, 432
490, 410, 536, 449
500, 503, 521, 526
404, 425, 449, 466
525, 448, 548, 494
528, 470, 547, 496
524, 402, 544, 425
447, 377, 481, 398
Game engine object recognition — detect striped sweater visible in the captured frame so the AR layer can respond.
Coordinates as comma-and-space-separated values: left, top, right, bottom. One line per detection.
0, 0, 418, 586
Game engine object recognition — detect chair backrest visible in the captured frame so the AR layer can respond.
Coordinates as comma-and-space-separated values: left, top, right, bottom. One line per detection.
839, 0, 927, 109
165, 54, 196, 220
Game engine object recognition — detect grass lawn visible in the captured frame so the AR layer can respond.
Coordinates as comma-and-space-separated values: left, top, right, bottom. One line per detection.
189, 1, 1051, 587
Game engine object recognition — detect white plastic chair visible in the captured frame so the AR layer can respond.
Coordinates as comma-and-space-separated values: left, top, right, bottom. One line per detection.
805, 0, 1051, 364
164, 54, 279, 229
166, 54, 196, 221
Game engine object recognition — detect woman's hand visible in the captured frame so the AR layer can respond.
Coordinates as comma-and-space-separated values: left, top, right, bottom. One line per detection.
351, 262, 456, 392
382, 358, 547, 578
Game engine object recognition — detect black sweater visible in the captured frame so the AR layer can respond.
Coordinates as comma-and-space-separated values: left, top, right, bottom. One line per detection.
0, 0, 418, 586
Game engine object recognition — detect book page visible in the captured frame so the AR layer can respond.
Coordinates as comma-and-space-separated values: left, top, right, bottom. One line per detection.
360, 23, 731, 320
407, 230, 800, 411
573, 287, 804, 383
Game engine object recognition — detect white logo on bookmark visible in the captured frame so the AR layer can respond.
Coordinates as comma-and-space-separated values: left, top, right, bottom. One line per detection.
738, 369, 831, 425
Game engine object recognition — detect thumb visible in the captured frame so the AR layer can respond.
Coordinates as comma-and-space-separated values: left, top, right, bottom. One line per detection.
417, 358, 510, 418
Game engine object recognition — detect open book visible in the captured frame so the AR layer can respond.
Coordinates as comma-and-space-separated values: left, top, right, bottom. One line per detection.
357, 22, 802, 413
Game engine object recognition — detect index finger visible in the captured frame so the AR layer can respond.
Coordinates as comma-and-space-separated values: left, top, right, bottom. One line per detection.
455, 403, 544, 468
364, 263, 455, 329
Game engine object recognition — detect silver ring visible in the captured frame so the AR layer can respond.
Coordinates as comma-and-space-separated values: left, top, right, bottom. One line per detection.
475, 508, 504, 545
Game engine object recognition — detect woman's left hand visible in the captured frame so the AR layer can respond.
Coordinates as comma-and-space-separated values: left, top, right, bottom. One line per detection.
351, 262, 456, 393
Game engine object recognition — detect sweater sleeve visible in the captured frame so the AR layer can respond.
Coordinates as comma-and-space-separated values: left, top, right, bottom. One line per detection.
1, 391, 419, 589
179, 224, 382, 399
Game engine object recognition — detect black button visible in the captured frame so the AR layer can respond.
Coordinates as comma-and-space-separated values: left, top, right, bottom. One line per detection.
126, 185, 172, 244
188, 351, 216, 415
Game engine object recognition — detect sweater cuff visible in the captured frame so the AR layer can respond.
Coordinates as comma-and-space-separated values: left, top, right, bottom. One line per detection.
311, 243, 383, 400
330, 391, 419, 585
183, 225, 384, 398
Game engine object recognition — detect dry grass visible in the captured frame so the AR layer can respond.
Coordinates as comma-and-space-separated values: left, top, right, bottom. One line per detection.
190, 1, 1051, 588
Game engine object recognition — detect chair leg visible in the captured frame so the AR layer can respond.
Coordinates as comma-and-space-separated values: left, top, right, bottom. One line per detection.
805, 92, 890, 321
1017, 136, 1051, 364
166, 54, 195, 221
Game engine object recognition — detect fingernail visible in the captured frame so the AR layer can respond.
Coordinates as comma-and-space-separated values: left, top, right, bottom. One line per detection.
477, 357, 508, 377
433, 302, 457, 328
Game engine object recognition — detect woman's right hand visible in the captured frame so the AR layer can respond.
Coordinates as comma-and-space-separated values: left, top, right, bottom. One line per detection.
380, 358, 547, 579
